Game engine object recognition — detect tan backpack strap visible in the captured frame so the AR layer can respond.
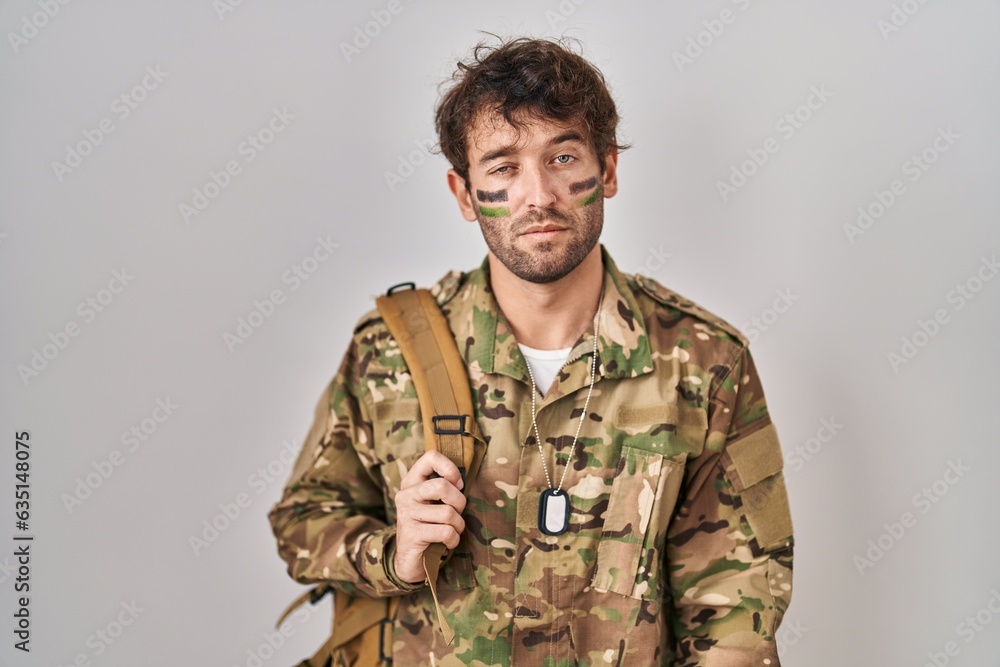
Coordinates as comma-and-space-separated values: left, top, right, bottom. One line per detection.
274, 586, 316, 629
277, 284, 478, 663
376, 286, 477, 475
382, 597, 401, 660
299, 593, 398, 666
281, 588, 399, 666
375, 284, 483, 645
329, 593, 391, 649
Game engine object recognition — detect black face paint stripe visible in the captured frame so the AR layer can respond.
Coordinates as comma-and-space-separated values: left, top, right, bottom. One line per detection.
569, 176, 599, 195
476, 189, 508, 203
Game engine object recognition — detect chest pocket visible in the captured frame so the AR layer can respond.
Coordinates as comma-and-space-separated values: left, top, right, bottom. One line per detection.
591, 403, 705, 601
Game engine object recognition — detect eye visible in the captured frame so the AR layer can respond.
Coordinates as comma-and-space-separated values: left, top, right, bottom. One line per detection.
554, 154, 575, 165
491, 165, 513, 175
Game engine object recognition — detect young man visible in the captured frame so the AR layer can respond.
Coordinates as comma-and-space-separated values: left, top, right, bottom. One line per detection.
269, 37, 794, 666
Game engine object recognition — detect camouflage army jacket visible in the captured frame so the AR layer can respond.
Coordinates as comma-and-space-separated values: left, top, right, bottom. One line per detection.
268, 244, 794, 666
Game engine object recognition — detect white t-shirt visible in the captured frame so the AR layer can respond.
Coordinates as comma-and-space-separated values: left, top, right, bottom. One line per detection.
517, 343, 573, 397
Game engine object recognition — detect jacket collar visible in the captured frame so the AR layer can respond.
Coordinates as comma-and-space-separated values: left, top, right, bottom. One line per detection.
447, 244, 654, 403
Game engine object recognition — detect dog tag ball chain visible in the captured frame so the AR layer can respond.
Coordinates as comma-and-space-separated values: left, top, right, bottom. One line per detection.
525, 286, 605, 536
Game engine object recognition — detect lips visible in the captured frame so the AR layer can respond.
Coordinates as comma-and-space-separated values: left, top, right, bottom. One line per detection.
521, 224, 567, 236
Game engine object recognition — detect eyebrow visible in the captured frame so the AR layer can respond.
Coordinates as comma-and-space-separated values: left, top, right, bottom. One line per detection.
477, 131, 586, 167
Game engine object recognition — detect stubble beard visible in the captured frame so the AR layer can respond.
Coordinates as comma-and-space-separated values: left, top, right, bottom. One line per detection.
476, 192, 604, 284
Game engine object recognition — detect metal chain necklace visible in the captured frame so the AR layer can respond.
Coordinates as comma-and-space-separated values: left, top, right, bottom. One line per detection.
523, 285, 605, 536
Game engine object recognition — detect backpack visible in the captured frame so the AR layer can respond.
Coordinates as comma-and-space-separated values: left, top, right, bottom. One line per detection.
277, 282, 485, 666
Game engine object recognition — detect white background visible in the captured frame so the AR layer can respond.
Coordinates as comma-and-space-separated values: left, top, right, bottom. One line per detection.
2, 1, 999, 665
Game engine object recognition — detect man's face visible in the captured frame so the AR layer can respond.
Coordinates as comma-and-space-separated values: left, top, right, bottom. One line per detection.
448, 109, 618, 284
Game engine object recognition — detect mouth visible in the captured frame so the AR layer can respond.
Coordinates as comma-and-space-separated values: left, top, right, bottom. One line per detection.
520, 224, 568, 238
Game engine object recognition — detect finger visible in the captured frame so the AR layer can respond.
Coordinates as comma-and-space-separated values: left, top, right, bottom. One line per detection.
415, 478, 467, 513
395, 479, 467, 514
409, 504, 466, 532
416, 523, 461, 550
400, 450, 464, 491
396, 507, 465, 552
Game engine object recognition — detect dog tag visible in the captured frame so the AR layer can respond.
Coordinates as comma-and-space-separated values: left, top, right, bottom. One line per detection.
539, 488, 570, 535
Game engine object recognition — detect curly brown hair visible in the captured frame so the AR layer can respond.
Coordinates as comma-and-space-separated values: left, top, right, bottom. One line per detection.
433, 35, 631, 191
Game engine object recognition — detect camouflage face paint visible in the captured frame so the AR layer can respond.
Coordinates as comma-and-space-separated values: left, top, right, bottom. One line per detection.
570, 176, 601, 207
478, 205, 510, 217
476, 189, 508, 203
568, 176, 599, 195
577, 185, 602, 207
476, 188, 509, 217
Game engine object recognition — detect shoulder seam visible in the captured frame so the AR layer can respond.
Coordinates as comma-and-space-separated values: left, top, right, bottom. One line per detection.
352, 305, 383, 335
708, 339, 747, 403
631, 273, 749, 348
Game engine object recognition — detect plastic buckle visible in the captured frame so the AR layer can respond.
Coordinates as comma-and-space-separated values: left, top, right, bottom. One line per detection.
386, 282, 415, 295
378, 618, 394, 663
432, 414, 468, 435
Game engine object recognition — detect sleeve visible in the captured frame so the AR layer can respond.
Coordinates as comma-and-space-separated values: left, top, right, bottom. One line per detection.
666, 344, 794, 666
267, 336, 425, 598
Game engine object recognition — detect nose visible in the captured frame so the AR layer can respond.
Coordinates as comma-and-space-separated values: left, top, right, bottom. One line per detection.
523, 165, 558, 210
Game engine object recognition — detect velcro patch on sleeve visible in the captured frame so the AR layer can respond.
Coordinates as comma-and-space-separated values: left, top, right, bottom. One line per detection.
723, 422, 783, 492
740, 471, 794, 553
721, 422, 794, 554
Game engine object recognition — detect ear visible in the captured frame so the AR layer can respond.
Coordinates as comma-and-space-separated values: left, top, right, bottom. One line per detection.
601, 148, 619, 199
447, 169, 479, 222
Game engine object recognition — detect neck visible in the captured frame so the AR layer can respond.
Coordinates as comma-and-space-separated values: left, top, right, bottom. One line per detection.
488, 245, 604, 350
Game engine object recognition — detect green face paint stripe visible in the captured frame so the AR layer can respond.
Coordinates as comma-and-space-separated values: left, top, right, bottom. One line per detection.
478, 205, 510, 217
578, 185, 601, 207
569, 176, 599, 195
476, 189, 508, 203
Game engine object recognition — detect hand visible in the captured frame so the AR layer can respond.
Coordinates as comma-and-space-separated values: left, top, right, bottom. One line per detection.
392, 450, 467, 585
